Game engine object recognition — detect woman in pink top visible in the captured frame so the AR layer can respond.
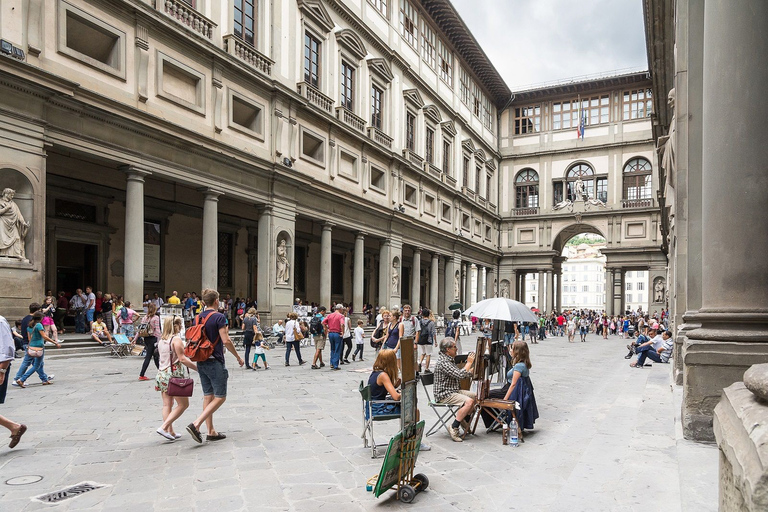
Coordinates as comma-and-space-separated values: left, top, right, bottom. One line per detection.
155, 316, 198, 441
134, 302, 162, 381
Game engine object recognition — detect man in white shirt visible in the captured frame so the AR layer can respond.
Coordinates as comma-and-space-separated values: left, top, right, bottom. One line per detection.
84, 286, 96, 326
0, 315, 27, 448
566, 317, 577, 343
272, 319, 285, 344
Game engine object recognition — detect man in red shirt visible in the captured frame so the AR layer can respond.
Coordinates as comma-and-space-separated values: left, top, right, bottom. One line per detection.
322, 304, 345, 370
556, 313, 566, 337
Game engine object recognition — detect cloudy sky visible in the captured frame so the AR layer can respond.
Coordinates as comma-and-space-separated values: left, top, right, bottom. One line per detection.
451, 0, 648, 90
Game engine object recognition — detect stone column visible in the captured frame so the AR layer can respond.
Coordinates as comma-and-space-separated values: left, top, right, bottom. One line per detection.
684, 0, 768, 441
510, 270, 517, 300
320, 223, 332, 307
122, 167, 150, 307
430, 253, 439, 313
605, 269, 614, 316
444, 256, 459, 314
378, 240, 390, 308
201, 189, 221, 291
476, 265, 484, 303
411, 248, 421, 309
353, 232, 365, 314
520, 272, 527, 304
485, 267, 495, 298
546, 270, 554, 313
256, 207, 272, 313
463, 263, 471, 308
556, 271, 563, 312
537, 272, 545, 310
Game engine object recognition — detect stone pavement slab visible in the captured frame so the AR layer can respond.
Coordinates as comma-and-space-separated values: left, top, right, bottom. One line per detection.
0, 333, 717, 511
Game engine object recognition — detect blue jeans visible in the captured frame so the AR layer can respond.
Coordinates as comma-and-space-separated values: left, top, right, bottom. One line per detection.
503, 333, 514, 345
285, 341, 302, 364
74, 312, 87, 333
328, 332, 342, 368
19, 352, 49, 383
14, 353, 34, 380
637, 348, 662, 366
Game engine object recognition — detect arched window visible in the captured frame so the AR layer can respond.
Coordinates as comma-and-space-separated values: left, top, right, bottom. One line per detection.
559, 163, 607, 203
623, 158, 652, 201
515, 169, 539, 208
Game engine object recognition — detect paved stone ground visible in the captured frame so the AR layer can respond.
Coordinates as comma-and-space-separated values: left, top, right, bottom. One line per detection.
0, 333, 717, 511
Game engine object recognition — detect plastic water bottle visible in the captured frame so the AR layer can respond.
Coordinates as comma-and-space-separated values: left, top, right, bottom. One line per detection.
509, 418, 519, 447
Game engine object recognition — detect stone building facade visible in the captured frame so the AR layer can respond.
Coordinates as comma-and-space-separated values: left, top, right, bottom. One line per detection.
0, 0, 510, 323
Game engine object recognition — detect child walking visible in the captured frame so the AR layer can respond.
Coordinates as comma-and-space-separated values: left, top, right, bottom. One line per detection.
352, 319, 365, 362
252, 332, 270, 370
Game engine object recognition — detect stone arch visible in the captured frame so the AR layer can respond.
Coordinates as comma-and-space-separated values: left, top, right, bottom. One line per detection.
275, 230, 293, 286
551, 223, 606, 255
0, 166, 36, 263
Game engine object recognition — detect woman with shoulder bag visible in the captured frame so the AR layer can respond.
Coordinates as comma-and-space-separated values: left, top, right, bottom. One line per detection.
155, 316, 198, 441
242, 308, 259, 370
284, 312, 306, 367
370, 310, 390, 352
15, 311, 60, 388
136, 302, 161, 381
341, 308, 353, 365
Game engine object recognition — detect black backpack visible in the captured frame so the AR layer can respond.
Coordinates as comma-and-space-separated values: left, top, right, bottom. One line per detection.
309, 315, 323, 335
445, 320, 457, 338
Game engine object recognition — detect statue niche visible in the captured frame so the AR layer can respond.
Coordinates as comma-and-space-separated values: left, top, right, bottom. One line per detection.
276, 236, 290, 285
0, 188, 30, 262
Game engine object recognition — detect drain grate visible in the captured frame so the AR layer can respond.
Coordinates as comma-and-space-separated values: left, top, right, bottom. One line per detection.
33, 481, 107, 504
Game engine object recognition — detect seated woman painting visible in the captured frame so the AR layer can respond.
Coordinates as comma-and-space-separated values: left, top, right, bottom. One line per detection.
481, 341, 539, 433
367, 349, 402, 417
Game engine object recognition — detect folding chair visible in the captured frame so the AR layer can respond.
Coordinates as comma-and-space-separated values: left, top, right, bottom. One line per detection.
359, 381, 401, 458
419, 372, 460, 438
110, 334, 132, 358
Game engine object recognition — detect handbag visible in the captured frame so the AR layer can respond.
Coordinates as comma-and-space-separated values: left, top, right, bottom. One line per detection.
138, 315, 151, 338
167, 337, 194, 397
27, 347, 44, 358
294, 327, 304, 341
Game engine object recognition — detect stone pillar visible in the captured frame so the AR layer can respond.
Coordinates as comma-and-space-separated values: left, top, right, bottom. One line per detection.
444, 256, 459, 314
546, 270, 554, 313
485, 267, 495, 299
411, 248, 421, 309
474, 265, 482, 303
684, 0, 768, 441
520, 272, 527, 305
256, 207, 272, 313
613, 269, 624, 315
430, 253, 439, 314
605, 269, 614, 316
463, 262, 471, 308
320, 223, 332, 308
378, 240, 390, 308
122, 167, 150, 307
201, 189, 221, 291
556, 271, 563, 312
510, 270, 517, 301
353, 232, 365, 314
538, 272, 545, 311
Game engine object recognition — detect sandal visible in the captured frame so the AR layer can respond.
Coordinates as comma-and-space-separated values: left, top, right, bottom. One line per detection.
9, 424, 27, 448
207, 433, 227, 441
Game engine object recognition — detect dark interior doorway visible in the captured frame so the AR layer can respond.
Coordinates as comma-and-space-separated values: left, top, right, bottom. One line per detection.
56, 241, 98, 294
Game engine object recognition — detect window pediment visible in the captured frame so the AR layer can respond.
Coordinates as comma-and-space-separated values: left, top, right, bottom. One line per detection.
461, 138, 476, 153
403, 88, 425, 109
336, 29, 367, 60
486, 160, 497, 171
298, 0, 334, 33
423, 105, 441, 124
367, 57, 394, 82
475, 149, 486, 161
441, 120, 456, 137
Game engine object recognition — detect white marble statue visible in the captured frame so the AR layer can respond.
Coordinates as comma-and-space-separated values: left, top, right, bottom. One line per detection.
658, 88, 677, 248
0, 188, 29, 260
500, 281, 510, 299
586, 197, 608, 209
453, 272, 460, 300
276, 239, 290, 284
392, 260, 399, 295
654, 278, 665, 303
574, 178, 586, 200
553, 199, 573, 211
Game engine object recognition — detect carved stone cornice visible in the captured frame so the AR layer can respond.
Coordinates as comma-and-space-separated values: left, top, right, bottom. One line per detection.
297, 0, 335, 33
336, 29, 367, 60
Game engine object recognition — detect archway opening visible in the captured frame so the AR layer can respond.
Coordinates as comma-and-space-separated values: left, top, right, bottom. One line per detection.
558, 232, 607, 312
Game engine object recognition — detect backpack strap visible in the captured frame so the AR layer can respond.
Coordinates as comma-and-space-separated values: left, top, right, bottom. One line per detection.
195, 310, 222, 345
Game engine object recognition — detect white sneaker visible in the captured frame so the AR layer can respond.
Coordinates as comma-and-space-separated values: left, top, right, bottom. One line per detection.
156, 428, 175, 441
449, 427, 463, 442
47, 375, 54, 381
420, 441, 431, 451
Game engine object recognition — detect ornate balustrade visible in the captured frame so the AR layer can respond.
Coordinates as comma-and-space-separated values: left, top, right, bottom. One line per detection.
402, 149, 423, 167
367, 126, 393, 149
622, 198, 653, 208
223, 35, 273, 75
512, 207, 539, 216
297, 82, 333, 113
335, 107, 366, 133
156, 0, 216, 39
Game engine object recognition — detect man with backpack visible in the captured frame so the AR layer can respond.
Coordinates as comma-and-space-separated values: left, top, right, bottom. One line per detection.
186, 289, 244, 444
417, 308, 436, 373
445, 310, 462, 353
310, 306, 326, 369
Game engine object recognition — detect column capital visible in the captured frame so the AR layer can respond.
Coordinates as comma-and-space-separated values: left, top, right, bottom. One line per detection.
120, 165, 152, 181
412, 247, 422, 254
198, 187, 223, 200
355, 231, 367, 239
322, 222, 334, 231
256, 205, 273, 216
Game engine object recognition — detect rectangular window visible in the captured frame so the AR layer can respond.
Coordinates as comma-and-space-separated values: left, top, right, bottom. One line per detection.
368, 0, 387, 16
438, 39, 453, 86
234, 0, 256, 46
553, 181, 563, 205
486, 173, 492, 199
626, 293, 633, 303
421, 19, 435, 68
582, 285, 589, 292
472, 83, 482, 118
425, 126, 435, 164
460, 67, 471, 105
399, 0, 418, 49
340, 61, 354, 111
405, 111, 415, 152
552, 100, 578, 130
583, 94, 610, 125
514, 105, 541, 134
442, 139, 451, 174
626, 271, 633, 278
475, 165, 481, 192
627, 283, 633, 291
371, 166, 386, 190
623, 88, 653, 120
462, 156, 470, 187
483, 96, 493, 129
371, 85, 383, 129
304, 32, 320, 88
638, 282, 645, 291
596, 177, 608, 203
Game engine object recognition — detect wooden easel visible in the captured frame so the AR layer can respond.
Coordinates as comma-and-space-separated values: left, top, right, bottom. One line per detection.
469, 336, 520, 438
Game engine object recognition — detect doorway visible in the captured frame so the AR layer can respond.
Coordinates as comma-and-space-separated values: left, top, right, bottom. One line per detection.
56, 241, 98, 293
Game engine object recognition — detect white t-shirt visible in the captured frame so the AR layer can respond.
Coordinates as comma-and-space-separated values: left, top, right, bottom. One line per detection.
86, 292, 96, 310
354, 326, 364, 344
284, 319, 298, 342
567, 319, 576, 332
650, 334, 665, 351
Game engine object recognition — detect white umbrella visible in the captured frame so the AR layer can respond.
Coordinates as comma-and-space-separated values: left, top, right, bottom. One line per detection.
463, 297, 538, 324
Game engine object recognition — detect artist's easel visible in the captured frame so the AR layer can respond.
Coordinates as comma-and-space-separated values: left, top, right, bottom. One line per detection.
373, 337, 429, 503
469, 335, 520, 438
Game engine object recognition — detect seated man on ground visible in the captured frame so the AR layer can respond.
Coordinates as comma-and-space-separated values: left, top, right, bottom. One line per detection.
628, 326, 661, 367
631, 329, 673, 368
625, 327, 652, 359
433, 338, 477, 442
367, 349, 430, 451
91, 314, 114, 346
272, 319, 285, 344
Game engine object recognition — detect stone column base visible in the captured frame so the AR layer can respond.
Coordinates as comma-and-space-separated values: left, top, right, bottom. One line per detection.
714, 381, 768, 511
